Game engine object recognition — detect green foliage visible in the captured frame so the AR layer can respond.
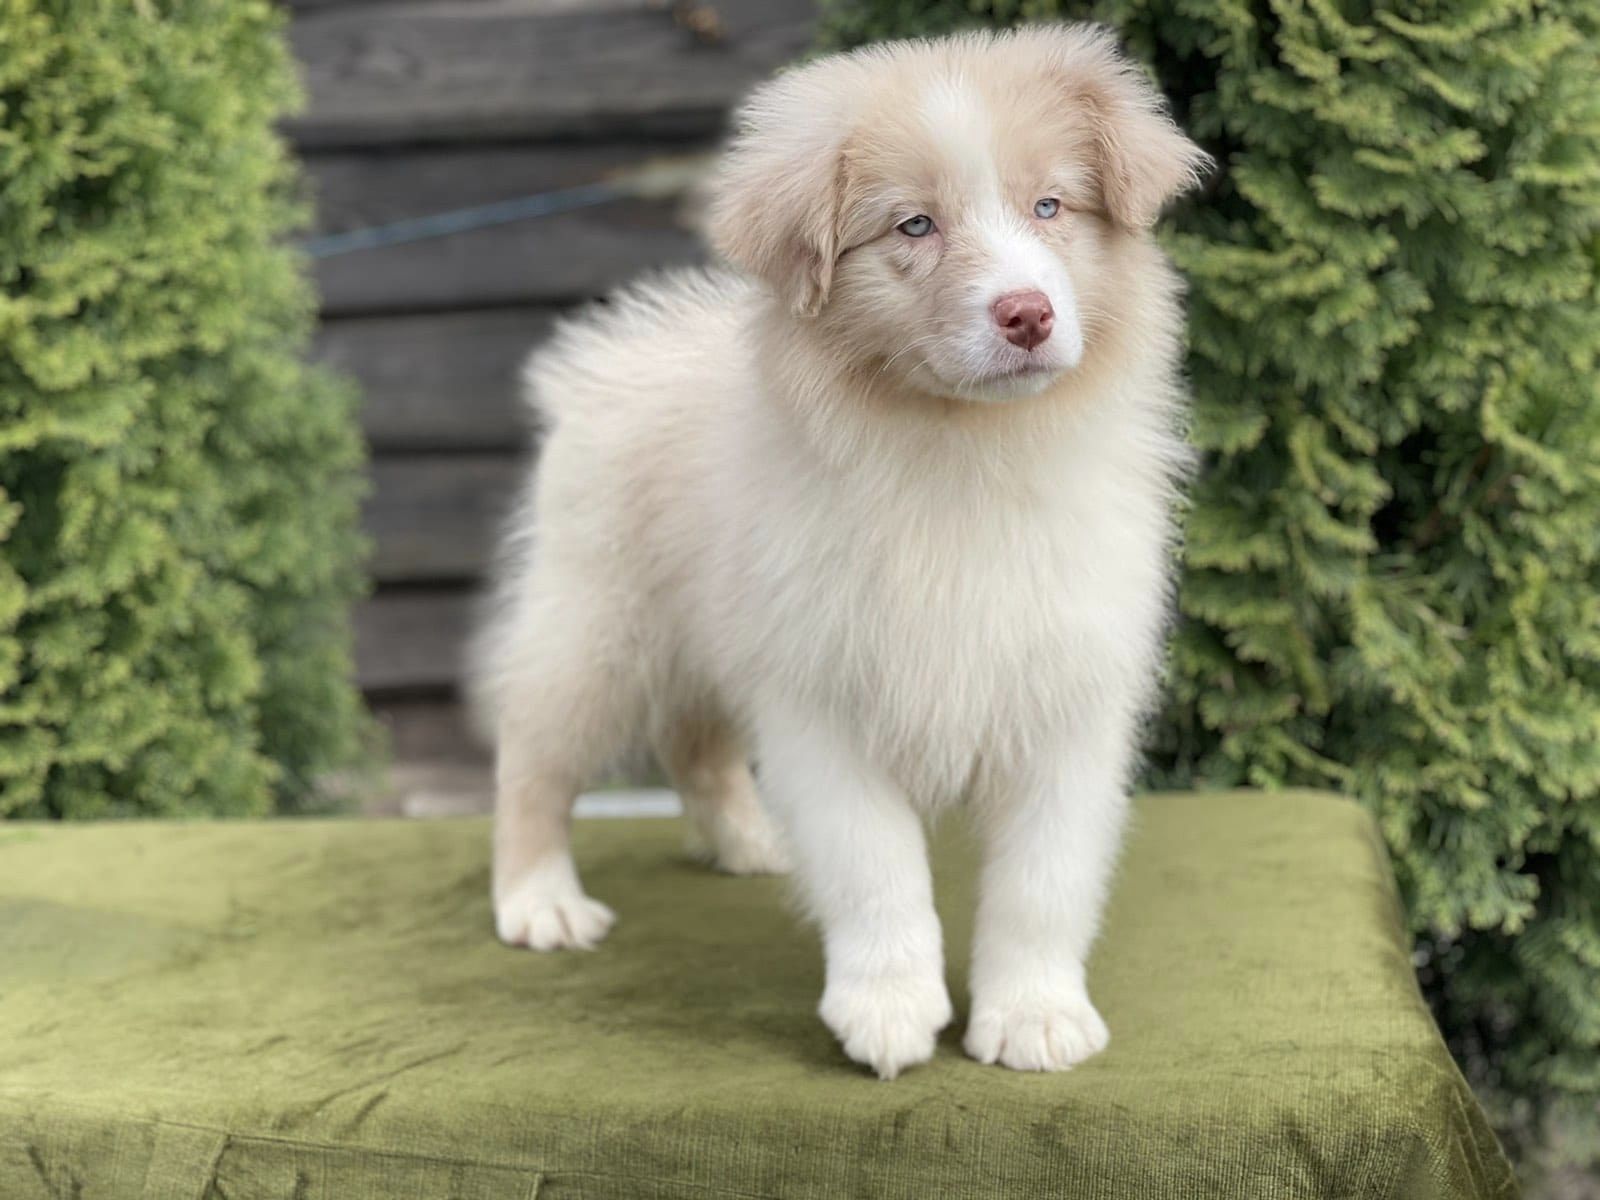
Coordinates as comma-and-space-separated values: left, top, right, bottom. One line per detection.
0, 0, 371, 817
826, 0, 1600, 1157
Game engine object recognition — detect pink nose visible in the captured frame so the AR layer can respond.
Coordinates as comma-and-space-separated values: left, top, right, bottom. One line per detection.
991, 290, 1054, 350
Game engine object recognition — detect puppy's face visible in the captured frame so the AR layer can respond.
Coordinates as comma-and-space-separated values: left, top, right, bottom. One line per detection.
708, 27, 1210, 404
826, 80, 1106, 402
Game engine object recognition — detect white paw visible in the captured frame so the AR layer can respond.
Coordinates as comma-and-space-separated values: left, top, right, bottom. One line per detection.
963, 993, 1109, 1071
819, 972, 953, 1080
494, 859, 615, 951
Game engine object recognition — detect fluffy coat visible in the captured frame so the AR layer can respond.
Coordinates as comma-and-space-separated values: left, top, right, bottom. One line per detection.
471, 24, 1208, 1079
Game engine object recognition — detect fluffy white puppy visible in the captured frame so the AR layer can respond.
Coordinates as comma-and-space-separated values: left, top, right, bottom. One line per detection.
471, 24, 1209, 1080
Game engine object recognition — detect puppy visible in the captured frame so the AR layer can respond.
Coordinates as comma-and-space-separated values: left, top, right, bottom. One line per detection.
471, 24, 1208, 1080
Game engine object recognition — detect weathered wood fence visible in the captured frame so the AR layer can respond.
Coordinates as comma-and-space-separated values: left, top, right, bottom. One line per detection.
287, 0, 815, 766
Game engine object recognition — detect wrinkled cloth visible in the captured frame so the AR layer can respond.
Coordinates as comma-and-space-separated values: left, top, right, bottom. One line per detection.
0, 791, 1516, 1199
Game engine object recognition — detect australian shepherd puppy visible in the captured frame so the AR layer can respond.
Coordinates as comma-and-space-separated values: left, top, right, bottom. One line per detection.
470, 24, 1209, 1079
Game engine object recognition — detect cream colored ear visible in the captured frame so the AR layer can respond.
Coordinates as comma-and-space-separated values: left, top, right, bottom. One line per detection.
706, 143, 841, 315
1087, 79, 1211, 230
704, 60, 857, 315
1024, 24, 1211, 230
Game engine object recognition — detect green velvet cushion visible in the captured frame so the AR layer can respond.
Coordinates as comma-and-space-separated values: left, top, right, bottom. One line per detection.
0, 791, 1515, 1199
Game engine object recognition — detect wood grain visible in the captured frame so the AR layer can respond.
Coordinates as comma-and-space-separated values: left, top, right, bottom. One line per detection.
356, 587, 476, 691
369, 695, 490, 765
316, 308, 557, 450
305, 141, 699, 236
364, 453, 526, 583
305, 144, 705, 314
287, 0, 814, 148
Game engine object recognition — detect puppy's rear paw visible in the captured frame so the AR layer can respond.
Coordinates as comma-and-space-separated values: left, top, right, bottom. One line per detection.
710, 813, 791, 876
820, 972, 952, 1080
495, 863, 615, 951
685, 801, 792, 876
963, 994, 1108, 1071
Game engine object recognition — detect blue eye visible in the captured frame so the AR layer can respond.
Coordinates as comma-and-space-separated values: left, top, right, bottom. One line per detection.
1034, 197, 1061, 219
898, 215, 935, 238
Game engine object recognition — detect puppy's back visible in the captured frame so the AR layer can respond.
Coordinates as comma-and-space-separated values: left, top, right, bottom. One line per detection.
523, 267, 756, 435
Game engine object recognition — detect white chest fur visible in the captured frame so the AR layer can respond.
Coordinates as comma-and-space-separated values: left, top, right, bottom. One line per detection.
703, 391, 1179, 804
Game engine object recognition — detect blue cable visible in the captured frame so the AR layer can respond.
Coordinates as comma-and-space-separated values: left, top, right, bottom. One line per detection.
300, 180, 630, 260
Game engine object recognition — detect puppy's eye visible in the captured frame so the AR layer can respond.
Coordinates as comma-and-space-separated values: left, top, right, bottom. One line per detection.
1033, 198, 1061, 219
897, 215, 935, 238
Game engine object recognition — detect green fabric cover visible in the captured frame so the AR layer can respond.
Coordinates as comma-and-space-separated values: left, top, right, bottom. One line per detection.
0, 791, 1516, 1199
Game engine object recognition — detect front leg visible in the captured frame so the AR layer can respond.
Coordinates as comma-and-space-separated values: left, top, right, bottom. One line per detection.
758, 707, 952, 1080
965, 713, 1134, 1071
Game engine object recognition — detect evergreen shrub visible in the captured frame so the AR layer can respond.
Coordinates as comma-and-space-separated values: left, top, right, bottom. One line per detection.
0, 0, 370, 817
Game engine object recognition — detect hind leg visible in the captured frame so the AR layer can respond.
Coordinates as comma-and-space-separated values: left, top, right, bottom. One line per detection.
657, 716, 789, 876
488, 596, 637, 951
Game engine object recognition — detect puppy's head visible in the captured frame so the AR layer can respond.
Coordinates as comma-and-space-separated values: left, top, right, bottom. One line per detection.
706, 26, 1210, 403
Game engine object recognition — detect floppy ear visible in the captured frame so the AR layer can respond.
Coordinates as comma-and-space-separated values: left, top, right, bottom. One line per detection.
1087, 77, 1212, 230
704, 60, 857, 316
1031, 25, 1212, 230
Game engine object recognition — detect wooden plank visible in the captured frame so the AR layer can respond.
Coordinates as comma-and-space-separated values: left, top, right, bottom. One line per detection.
287, 0, 815, 149
314, 213, 689, 313
306, 145, 704, 314
365, 453, 526, 583
306, 142, 683, 237
355, 588, 476, 691
369, 696, 489, 765
286, 0, 395, 10
291, 0, 650, 13
316, 309, 557, 450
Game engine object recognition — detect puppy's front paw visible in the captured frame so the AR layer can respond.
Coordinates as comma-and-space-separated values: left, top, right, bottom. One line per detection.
963, 993, 1109, 1072
494, 861, 615, 951
820, 972, 953, 1080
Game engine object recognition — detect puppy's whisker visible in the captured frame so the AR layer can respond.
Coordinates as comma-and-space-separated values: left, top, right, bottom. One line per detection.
876, 336, 941, 379
1080, 305, 1134, 335
875, 334, 945, 380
